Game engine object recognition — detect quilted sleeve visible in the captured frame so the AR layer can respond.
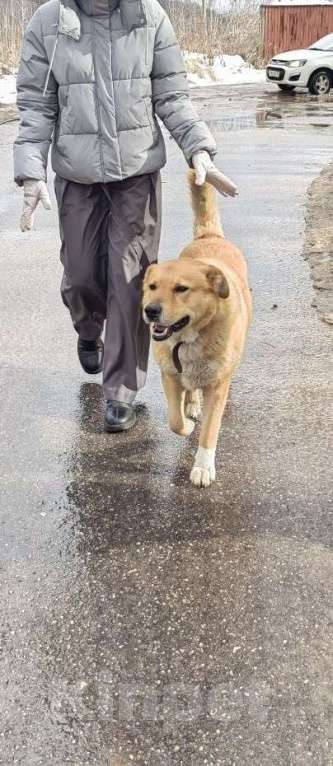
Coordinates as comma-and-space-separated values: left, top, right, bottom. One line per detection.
151, 6, 217, 164
13, 8, 59, 186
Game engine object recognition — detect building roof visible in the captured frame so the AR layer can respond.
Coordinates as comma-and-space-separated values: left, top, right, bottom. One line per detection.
261, 0, 333, 5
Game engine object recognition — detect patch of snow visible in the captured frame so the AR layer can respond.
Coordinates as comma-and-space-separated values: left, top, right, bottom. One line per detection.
184, 52, 266, 86
0, 75, 17, 105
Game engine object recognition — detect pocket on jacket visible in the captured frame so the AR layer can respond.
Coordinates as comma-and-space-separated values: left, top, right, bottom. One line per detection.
144, 97, 156, 133
58, 83, 99, 136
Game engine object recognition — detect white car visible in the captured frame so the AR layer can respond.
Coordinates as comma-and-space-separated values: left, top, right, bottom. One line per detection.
266, 33, 333, 94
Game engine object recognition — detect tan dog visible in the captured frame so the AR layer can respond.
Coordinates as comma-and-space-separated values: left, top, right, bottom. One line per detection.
143, 172, 252, 487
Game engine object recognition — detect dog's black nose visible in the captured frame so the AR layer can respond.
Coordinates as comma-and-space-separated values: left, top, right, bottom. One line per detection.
145, 303, 162, 321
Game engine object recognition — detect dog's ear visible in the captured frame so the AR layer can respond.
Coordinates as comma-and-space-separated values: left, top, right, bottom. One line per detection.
206, 266, 229, 299
143, 264, 155, 285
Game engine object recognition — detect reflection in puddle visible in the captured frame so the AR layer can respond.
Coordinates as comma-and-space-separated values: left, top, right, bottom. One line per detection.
193, 86, 333, 133
205, 110, 283, 132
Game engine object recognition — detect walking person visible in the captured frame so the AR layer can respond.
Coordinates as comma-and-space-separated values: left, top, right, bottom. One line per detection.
14, 0, 228, 432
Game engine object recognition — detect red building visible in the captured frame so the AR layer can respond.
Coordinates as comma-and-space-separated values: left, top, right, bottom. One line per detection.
261, 0, 333, 60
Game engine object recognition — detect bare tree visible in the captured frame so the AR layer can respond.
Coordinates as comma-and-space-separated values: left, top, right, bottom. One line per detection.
1, 0, 262, 70
0, 0, 45, 68
164, 0, 262, 65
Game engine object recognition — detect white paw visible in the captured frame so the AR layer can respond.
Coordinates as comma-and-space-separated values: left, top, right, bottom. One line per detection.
190, 446, 216, 487
181, 418, 195, 437
190, 464, 216, 487
185, 401, 202, 420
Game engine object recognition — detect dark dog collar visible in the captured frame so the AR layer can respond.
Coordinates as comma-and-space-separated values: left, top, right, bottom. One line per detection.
172, 342, 184, 374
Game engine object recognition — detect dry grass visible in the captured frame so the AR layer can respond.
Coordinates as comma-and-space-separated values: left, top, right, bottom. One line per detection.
0, 0, 263, 71
164, 0, 263, 67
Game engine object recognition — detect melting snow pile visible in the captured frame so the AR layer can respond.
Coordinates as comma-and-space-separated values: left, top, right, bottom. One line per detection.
0, 75, 17, 105
184, 52, 265, 86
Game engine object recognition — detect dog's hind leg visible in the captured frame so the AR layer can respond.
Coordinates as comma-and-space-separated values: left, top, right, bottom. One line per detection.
190, 379, 231, 487
185, 389, 202, 420
162, 373, 195, 437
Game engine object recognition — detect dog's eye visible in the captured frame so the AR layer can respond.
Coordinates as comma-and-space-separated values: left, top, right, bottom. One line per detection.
149, 284, 157, 291
174, 285, 189, 293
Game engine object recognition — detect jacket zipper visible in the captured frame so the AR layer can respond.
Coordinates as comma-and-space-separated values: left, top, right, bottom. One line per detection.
108, 0, 123, 178
91, 16, 106, 181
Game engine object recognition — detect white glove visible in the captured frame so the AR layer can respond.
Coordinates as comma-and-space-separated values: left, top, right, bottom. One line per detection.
192, 150, 238, 198
20, 179, 52, 232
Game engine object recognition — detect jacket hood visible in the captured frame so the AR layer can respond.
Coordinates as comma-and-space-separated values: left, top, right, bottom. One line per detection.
59, 0, 146, 38
75, 0, 119, 15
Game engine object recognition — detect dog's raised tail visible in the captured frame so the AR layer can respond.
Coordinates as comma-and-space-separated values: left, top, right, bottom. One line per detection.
188, 169, 224, 240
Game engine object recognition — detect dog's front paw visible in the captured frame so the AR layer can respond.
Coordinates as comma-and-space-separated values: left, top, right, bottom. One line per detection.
190, 446, 216, 487
190, 464, 215, 487
185, 400, 202, 420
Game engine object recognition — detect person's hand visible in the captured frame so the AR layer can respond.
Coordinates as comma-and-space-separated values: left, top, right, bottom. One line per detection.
192, 150, 238, 198
20, 179, 52, 232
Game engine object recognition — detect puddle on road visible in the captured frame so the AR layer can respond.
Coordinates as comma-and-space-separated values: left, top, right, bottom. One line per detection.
193, 86, 333, 133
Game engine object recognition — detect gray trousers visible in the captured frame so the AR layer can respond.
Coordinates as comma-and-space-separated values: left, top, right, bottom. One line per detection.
54, 172, 161, 403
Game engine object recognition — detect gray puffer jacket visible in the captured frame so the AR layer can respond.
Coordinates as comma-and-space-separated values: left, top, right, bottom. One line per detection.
14, 0, 216, 186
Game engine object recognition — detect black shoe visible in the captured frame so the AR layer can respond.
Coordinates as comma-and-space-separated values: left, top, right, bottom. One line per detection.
104, 400, 137, 433
77, 337, 104, 375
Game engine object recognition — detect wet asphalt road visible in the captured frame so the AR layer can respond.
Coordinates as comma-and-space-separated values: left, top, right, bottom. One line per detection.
0, 84, 332, 765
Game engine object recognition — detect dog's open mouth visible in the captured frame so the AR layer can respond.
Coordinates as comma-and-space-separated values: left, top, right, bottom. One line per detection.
152, 315, 190, 341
